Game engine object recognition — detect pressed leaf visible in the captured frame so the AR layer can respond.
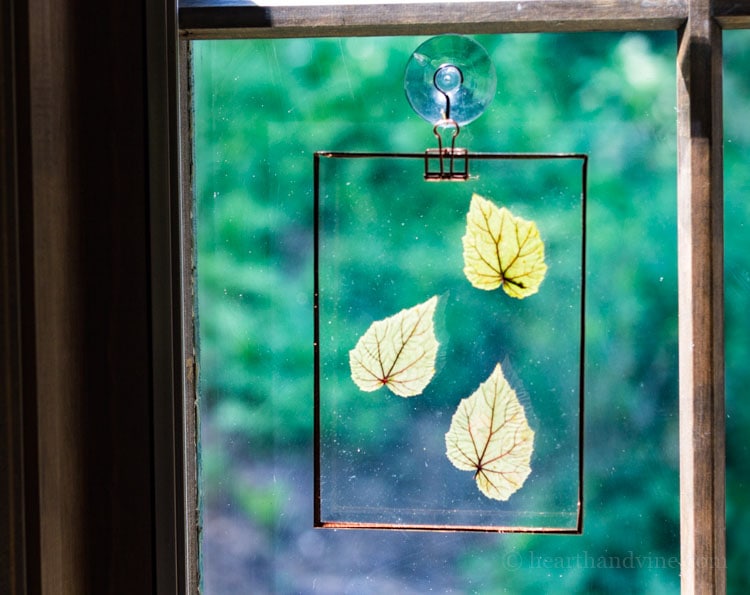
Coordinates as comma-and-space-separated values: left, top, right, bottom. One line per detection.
349, 296, 439, 398
462, 193, 547, 298
445, 362, 534, 500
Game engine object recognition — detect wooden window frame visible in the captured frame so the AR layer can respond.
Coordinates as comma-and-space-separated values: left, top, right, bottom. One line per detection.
166, 1, 749, 593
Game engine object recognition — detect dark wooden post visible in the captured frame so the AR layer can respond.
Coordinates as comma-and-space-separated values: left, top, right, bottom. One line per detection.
1, 0, 156, 592
677, 0, 726, 592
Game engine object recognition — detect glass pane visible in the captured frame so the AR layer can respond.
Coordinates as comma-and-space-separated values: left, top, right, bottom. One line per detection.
193, 33, 679, 593
316, 153, 584, 530
724, 29, 750, 594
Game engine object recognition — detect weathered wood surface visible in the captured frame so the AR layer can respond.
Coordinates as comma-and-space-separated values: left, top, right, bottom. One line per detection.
180, 0, 689, 38
715, 0, 750, 27
677, 0, 726, 591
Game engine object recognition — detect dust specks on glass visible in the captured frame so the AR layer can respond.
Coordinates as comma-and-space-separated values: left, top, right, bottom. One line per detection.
315, 150, 586, 531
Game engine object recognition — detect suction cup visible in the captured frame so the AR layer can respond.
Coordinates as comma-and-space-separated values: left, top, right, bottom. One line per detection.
404, 35, 496, 126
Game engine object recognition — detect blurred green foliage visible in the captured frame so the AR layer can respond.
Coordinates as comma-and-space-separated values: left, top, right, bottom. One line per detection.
192, 30, 750, 593
724, 30, 750, 594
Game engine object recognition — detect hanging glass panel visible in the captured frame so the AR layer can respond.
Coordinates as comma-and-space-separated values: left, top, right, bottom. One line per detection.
315, 150, 586, 531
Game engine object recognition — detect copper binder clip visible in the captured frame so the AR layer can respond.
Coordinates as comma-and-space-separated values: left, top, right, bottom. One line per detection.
424, 119, 469, 181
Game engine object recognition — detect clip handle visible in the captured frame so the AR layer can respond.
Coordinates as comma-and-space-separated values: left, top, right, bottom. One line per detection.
424, 119, 469, 180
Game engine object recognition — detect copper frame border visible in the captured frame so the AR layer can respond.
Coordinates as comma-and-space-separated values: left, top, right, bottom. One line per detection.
313, 150, 588, 533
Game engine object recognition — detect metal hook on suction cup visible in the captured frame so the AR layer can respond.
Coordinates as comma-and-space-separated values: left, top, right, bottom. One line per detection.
421, 60, 470, 180
433, 64, 464, 120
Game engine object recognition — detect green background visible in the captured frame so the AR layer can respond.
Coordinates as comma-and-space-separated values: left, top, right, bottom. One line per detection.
193, 31, 749, 593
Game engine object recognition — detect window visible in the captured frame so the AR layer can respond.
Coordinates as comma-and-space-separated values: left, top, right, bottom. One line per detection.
192, 32, 678, 591
161, 1, 745, 592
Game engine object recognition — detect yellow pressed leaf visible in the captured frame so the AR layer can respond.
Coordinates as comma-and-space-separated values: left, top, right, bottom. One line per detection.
445, 362, 534, 500
462, 193, 547, 299
349, 296, 439, 398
